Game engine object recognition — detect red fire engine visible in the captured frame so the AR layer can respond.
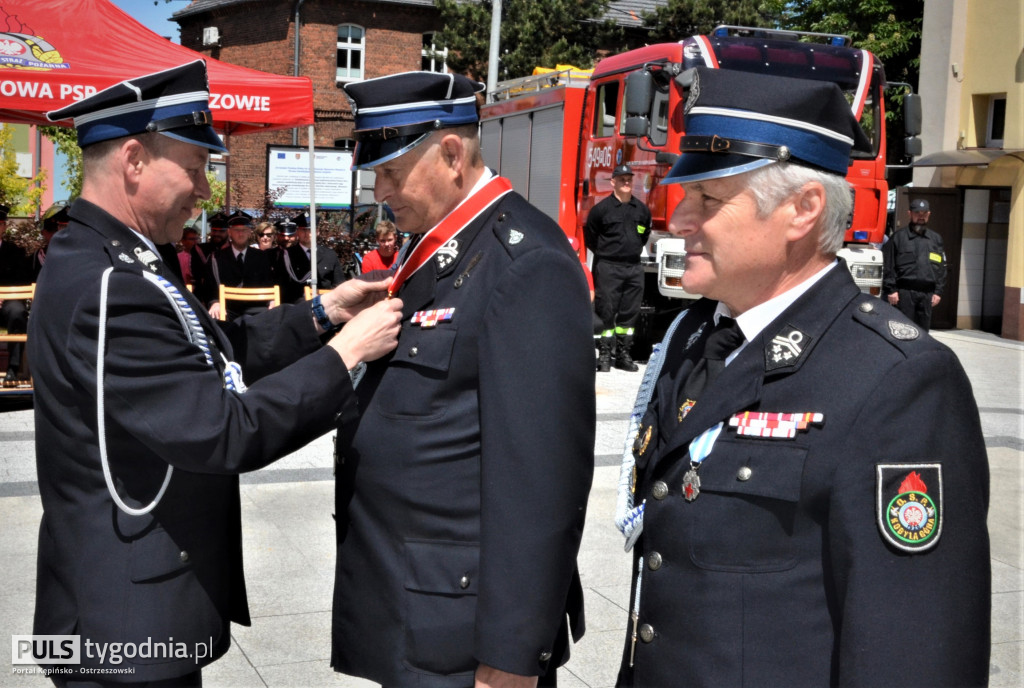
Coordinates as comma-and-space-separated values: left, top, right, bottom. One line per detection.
479, 26, 921, 348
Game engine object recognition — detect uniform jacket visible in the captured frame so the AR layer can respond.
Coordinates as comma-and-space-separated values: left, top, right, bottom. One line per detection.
30, 198, 356, 682
882, 225, 947, 295
332, 190, 596, 687
195, 243, 276, 308
619, 264, 990, 687
584, 194, 652, 262
0, 238, 30, 285
277, 243, 345, 303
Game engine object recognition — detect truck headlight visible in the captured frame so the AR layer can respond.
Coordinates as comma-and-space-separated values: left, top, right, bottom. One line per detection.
663, 254, 686, 270
851, 264, 882, 280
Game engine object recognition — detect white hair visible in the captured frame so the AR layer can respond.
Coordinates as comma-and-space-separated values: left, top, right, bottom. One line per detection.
745, 163, 853, 255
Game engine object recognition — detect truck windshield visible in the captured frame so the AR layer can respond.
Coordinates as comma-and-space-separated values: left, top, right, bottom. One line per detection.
695, 36, 882, 157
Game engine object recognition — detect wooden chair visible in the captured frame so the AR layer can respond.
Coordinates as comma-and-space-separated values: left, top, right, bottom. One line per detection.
0, 283, 36, 388
303, 285, 333, 301
217, 284, 281, 321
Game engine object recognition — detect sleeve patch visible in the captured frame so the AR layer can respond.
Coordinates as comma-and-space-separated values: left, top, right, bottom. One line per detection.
876, 463, 943, 552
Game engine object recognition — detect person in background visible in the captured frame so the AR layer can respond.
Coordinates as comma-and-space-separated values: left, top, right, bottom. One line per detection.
360, 219, 399, 274
33, 203, 70, 280
882, 198, 947, 330
254, 220, 277, 251
278, 211, 345, 303
332, 70, 595, 688
585, 163, 651, 373
0, 202, 31, 383
192, 209, 228, 270
33, 59, 403, 687
177, 226, 199, 287
614, 67, 990, 688
200, 210, 277, 320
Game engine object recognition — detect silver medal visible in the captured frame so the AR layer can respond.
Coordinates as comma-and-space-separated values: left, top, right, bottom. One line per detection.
682, 468, 701, 502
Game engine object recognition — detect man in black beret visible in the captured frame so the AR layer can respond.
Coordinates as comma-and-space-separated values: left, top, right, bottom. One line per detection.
31, 60, 402, 686
585, 162, 651, 372
614, 67, 989, 687
332, 70, 595, 687
0, 202, 31, 383
883, 198, 947, 329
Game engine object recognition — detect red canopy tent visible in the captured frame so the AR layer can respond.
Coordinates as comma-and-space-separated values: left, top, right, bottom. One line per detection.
0, 0, 313, 134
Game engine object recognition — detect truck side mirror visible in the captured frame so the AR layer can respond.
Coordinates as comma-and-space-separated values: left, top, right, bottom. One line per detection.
903, 93, 922, 137
625, 69, 654, 116
904, 136, 922, 157
623, 116, 649, 137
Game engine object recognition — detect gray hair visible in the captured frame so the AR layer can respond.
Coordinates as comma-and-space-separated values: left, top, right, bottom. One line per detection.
745, 162, 852, 255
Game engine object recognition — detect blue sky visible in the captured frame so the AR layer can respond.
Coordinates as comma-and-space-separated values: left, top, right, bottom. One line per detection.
109, 0, 184, 42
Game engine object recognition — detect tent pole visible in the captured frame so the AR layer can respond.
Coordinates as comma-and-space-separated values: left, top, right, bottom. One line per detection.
308, 124, 317, 292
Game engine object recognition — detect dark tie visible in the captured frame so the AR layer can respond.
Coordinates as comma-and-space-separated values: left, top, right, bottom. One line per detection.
236, 252, 245, 269
681, 317, 745, 404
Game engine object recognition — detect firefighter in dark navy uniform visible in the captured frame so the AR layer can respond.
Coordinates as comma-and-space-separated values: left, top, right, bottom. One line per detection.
585, 163, 652, 372
613, 68, 990, 687
883, 198, 947, 330
332, 71, 595, 688
30, 60, 402, 686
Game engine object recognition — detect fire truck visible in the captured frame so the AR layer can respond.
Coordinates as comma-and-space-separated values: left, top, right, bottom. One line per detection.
479, 26, 921, 350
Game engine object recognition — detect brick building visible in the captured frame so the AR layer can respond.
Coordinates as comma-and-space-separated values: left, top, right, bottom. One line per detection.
173, 0, 659, 211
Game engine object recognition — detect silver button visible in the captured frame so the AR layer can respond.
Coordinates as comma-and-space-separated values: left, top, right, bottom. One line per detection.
737, 466, 752, 481
538, 650, 552, 662
111, 240, 121, 246
459, 575, 470, 589
409, 346, 419, 358
179, 551, 190, 563
647, 552, 662, 571
651, 481, 669, 500
639, 624, 655, 643
859, 301, 875, 313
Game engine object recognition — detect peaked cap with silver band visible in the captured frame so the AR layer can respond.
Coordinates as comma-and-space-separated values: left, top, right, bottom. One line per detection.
662, 67, 872, 184
343, 71, 484, 170
46, 59, 227, 153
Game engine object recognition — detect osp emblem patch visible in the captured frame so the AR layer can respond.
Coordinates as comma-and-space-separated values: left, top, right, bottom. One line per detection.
876, 464, 943, 552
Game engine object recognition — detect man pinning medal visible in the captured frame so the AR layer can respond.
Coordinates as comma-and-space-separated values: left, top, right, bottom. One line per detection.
331, 71, 596, 688
613, 67, 990, 687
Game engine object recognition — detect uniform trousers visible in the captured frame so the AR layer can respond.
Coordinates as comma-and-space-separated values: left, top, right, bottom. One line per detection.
0, 298, 27, 370
593, 258, 643, 334
895, 288, 934, 330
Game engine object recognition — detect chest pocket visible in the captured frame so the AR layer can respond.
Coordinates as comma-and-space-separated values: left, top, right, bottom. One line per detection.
687, 439, 807, 572
375, 324, 457, 421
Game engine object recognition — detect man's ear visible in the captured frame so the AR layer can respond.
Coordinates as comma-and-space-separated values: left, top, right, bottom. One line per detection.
120, 138, 147, 184
786, 181, 826, 243
438, 132, 465, 173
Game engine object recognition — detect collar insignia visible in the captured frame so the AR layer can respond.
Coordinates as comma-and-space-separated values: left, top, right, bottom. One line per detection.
508, 229, 524, 245
686, 322, 706, 351
435, 239, 459, 271
766, 325, 810, 371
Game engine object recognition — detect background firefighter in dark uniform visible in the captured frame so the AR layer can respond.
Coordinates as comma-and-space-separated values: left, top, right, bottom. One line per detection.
585, 163, 651, 372
883, 198, 947, 330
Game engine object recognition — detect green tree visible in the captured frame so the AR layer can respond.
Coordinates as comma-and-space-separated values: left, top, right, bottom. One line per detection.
435, 0, 624, 82
197, 171, 226, 215
0, 124, 47, 217
644, 0, 777, 41
39, 125, 82, 201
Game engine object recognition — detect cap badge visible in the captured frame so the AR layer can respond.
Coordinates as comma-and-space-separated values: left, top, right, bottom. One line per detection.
888, 320, 920, 341
876, 464, 942, 552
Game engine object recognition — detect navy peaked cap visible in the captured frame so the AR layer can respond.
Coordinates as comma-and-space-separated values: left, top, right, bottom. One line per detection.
226, 210, 254, 227
343, 71, 485, 170
910, 198, 930, 212
290, 210, 309, 228
275, 218, 297, 235
207, 211, 229, 228
42, 204, 70, 232
663, 67, 872, 185
46, 60, 227, 153
612, 164, 633, 177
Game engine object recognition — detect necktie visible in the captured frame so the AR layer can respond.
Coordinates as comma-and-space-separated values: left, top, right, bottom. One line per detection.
236, 252, 244, 269
681, 317, 745, 404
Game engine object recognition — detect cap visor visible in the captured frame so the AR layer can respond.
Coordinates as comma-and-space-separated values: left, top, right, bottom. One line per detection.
352, 132, 430, 170
661, 153, 775, 185
160, 126, 228, 154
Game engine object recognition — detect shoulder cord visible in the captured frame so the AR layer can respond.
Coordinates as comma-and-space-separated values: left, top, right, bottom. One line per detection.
614, 307, 690, 551
282, 250, 310, 284
97, 267, 246, 516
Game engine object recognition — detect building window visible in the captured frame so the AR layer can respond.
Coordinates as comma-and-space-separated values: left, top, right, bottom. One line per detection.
421, 33, 448, 73
986, 95, 1006, 148
337, 24, 364, 82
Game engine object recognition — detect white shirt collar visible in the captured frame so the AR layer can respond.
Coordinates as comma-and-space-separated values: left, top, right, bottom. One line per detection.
716, 261, 838, 361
